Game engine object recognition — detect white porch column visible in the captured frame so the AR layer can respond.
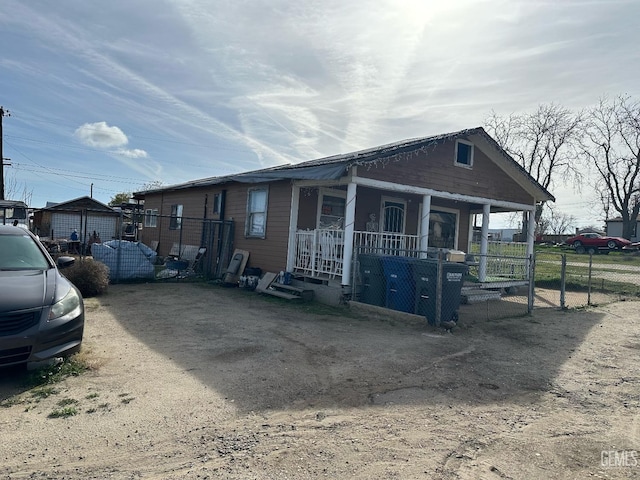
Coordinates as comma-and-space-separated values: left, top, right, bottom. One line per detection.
526, 208, 536, 258
341, 182, 357, 285
479, 203, 491, 282
419, 195, 431, 258
286, 185, 301, 272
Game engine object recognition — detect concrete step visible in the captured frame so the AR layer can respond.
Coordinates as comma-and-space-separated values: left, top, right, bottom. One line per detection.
256, 272, 314, 301
461, 288, 502, 304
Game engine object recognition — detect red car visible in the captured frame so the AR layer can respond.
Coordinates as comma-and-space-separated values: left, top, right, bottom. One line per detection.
566, 233, 631, 251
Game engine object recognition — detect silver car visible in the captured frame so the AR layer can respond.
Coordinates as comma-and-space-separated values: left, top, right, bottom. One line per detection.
0, 225, 84, 367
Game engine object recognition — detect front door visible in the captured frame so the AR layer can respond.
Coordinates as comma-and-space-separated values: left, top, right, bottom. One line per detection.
381, 198, 406, 253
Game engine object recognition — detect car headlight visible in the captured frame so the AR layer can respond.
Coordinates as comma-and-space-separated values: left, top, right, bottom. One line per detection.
49, 288, 82, 320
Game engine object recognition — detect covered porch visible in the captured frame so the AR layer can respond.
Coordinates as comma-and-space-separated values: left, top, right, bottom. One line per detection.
285, 177, 538, 289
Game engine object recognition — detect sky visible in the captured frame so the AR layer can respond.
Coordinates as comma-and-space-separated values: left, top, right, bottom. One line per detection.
1, 0, 639, 229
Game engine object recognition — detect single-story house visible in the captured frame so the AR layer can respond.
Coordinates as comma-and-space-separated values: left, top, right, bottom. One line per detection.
606, 216, 639, 243
133, 127, 554, 301
33, 196, 120, 245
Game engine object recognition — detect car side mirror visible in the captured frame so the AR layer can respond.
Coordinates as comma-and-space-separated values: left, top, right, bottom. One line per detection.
57, 256, 76, 269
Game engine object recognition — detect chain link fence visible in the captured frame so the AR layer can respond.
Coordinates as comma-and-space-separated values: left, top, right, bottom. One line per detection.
37, 210, 234, 284
534, 251, 640, 308
33, 209, 639, 314
352, 246, 533, 325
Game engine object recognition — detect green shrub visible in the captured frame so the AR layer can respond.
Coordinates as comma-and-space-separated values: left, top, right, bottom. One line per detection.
63, 258, 109, 297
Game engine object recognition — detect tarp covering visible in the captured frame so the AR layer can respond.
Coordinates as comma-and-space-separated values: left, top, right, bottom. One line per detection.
227, 163, 348, 183
92, 240, 157, 280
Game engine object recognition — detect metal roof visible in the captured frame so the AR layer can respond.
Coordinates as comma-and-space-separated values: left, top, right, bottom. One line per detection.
134, 127, 554, 202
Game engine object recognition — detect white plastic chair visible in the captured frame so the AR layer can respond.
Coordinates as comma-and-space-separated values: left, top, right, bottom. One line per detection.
318, 231, 340, 278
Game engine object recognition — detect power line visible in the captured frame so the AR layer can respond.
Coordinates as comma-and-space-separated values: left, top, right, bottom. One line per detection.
5, 140, 150, 200
11, 165, 149, 186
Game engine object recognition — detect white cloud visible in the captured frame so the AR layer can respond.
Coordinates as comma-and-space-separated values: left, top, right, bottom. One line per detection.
115, 148, 148, 159
74, 121, 128, 148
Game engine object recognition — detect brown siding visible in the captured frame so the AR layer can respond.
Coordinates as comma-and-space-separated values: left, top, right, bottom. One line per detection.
225, 180, 292, 273
140, 181, 293, 275
359, 138, 534, 205
349, 189, 472, 251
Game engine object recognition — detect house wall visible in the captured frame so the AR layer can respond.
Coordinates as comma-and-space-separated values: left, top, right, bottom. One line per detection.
606, 221, 640, 242
138, 136, 538, 276
357, 137, 535, 206
345, 187, 472, 251
140, 180, 293, 274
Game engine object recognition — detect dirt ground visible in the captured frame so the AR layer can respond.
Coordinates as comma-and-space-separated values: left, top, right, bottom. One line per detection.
1, 282, 639, 479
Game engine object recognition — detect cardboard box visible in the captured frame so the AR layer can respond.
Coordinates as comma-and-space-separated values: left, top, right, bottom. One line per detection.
446, 250, 466, 262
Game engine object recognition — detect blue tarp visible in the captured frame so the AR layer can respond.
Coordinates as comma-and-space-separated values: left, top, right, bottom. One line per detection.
92, 240, 157, 280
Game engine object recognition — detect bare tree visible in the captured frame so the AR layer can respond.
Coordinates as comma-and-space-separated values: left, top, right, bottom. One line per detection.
140, 180, 164, 191
4, 171, 33, 205
542, 204, 577, 235
580, 95, 640, 240
485, 104, 584, 233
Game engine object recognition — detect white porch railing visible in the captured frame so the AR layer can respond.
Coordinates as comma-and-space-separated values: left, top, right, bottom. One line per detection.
293, 230, 423, 279
353, 231, 420, 256
469, 241, 529, 280
294, 229, 345, 278
469, 241, 528, 257
294, 232, 530, 282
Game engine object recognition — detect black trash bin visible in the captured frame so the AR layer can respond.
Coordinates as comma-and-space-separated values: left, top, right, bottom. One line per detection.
412, 259, 468, 325
358, 254, 386, 306
381, 256, 415, 313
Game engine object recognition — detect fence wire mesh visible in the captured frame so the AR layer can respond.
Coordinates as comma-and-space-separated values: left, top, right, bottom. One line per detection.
39, 211, 234, 284
34, 209, 640, 315
534, 251, 640, 309
352, 246, 533, 325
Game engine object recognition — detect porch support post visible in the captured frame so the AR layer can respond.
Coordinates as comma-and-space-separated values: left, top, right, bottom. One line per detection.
286, 185, 301, 272
419, 195, 431, 258
479, 203, 490, 282
526, 207, 536, 273
341, 182, 357, 285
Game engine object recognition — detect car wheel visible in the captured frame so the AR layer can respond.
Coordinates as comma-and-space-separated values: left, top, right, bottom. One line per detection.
606, 240, 617, 249
573, 241, 582, 248
587, 247, 597, 255
575, 246, 586, 254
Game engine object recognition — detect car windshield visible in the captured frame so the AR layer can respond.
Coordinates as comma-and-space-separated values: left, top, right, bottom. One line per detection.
0, 233, 50, 270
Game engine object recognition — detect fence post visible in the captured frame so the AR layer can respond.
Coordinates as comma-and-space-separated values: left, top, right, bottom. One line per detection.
560, 254, 567, 310
528, 253, 536, 313
588, 253, 593, 305
114, 209, 124, 283
435, 249, 443, 326
351, 247, 358, 301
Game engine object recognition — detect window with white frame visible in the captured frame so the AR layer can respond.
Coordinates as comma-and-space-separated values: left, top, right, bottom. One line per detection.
429, 209, 458, 249
454, 139, 474, 168
169, 204, 183, 230
317, 188, 346, 229
246, 187, 268, 238
144, 208, 158, 227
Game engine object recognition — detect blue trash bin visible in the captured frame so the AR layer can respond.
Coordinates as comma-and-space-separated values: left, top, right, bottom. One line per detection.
381, 256, 415, 313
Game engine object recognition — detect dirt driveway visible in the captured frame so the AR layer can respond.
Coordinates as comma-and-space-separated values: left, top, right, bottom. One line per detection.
1, 283, 639, 479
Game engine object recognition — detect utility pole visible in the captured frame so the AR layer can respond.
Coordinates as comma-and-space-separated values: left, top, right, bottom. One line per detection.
0, 106, 10, 200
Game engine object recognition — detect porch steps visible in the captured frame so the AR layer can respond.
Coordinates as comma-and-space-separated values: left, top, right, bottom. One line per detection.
256, 272, 315, 301
461, 288, 502, 304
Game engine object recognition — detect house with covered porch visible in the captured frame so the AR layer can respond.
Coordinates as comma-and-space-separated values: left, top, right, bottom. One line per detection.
134, 127, 554, 304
